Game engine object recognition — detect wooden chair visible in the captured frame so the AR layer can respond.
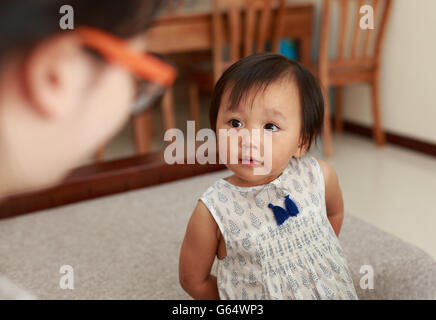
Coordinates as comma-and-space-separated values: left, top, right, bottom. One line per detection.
133, 88, 176, 155
188, 0, 286, 130
317, 0, 393, 157
163, 0, 185, 12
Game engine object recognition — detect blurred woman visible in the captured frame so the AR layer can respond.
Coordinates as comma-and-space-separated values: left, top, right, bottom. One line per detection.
0, 0, 175, 298
0, 0, 175, 198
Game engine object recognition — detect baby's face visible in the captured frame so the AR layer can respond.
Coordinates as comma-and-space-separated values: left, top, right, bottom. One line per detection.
216, 79, 303, 186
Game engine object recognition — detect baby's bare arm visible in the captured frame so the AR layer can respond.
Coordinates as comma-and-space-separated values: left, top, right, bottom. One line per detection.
317, 158, 345, 237
179, 200, 220, 299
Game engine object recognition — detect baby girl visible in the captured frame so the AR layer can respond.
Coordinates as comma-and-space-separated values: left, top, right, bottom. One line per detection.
179, 53, 358, 300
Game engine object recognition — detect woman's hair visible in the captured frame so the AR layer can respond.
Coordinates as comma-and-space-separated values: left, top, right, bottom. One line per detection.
0, 0, 160, 59
210, 53, 324, 151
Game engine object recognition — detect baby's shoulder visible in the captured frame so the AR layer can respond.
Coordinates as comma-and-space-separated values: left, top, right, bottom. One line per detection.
286, 155, 321, 176
199, 178, 233, 208
291, 154, 318, 168
200, 178, 226, 197
312, 157, 338, 190
285, 155, 326, 188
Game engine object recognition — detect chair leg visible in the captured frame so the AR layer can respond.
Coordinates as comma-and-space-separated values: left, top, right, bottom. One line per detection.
188, 82, 201, 132
371, 75, 386, 146
334, 86, 344, 132
162, 87, 176, 131
133, 110, 153, 155
323, 93, 333, 157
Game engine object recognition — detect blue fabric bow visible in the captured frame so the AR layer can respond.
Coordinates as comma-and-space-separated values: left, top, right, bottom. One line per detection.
268, 195, 300, 226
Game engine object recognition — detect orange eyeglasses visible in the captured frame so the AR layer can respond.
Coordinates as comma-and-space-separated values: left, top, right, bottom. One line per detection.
77, 27, 177, 114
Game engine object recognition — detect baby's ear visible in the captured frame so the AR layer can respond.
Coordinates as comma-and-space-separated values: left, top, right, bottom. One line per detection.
294, 139, 308, 158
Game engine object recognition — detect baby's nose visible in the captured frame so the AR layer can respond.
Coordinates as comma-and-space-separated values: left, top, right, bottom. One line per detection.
241, 134, 261, 150
241, 141, 254, 150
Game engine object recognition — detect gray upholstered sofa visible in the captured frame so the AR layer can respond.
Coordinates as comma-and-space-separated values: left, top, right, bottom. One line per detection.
0, 170, 435, 299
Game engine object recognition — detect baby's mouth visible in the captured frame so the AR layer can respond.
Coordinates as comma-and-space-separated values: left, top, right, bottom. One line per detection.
240, 156, 263, 167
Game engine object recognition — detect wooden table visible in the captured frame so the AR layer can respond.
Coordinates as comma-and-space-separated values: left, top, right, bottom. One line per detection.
145, 2, 314, 66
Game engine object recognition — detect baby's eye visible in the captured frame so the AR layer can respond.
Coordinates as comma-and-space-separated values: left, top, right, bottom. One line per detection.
229, 119, 243, 128
264, 123, 279, 131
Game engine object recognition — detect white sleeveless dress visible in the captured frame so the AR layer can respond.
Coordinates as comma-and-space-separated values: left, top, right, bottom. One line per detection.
200, 155, 358, 300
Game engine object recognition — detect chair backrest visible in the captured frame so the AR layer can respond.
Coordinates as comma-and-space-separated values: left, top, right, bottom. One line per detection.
212, 0, 286, 83
319, 0, 392, 72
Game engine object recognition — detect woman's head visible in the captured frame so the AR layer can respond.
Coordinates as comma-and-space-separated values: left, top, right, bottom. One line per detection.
0, 0, 161, 197
211, 53, 324, 185
0, 0, 158, 58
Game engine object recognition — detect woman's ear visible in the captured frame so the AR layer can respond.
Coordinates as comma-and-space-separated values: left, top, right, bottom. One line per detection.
22, 32, 92, 119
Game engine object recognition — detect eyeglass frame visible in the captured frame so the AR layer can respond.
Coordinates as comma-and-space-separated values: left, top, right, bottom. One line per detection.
77, 27, 177, 115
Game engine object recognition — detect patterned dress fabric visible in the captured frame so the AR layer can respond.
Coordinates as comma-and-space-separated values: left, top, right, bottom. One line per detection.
200, 155, 358, 300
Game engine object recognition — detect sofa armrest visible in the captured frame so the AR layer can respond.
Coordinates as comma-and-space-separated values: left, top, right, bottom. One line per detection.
340, 214, 436, 300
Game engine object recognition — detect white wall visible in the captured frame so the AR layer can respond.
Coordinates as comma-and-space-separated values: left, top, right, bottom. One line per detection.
290, 0, 436, 144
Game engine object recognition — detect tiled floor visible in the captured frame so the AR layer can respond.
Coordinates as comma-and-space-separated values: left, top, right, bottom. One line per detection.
309, 133, 436, 260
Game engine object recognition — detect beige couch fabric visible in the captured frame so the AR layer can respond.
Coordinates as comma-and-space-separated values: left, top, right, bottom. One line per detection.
0, 170, 435, 299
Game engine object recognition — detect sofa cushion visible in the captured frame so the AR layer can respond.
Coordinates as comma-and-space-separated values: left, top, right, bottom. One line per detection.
0, 170, 435, 299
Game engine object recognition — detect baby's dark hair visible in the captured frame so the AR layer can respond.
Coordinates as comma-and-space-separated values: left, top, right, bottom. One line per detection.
210, 53, 324, 151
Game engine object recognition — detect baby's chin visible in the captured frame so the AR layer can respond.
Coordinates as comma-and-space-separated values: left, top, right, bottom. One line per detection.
226, 164, 280, 187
